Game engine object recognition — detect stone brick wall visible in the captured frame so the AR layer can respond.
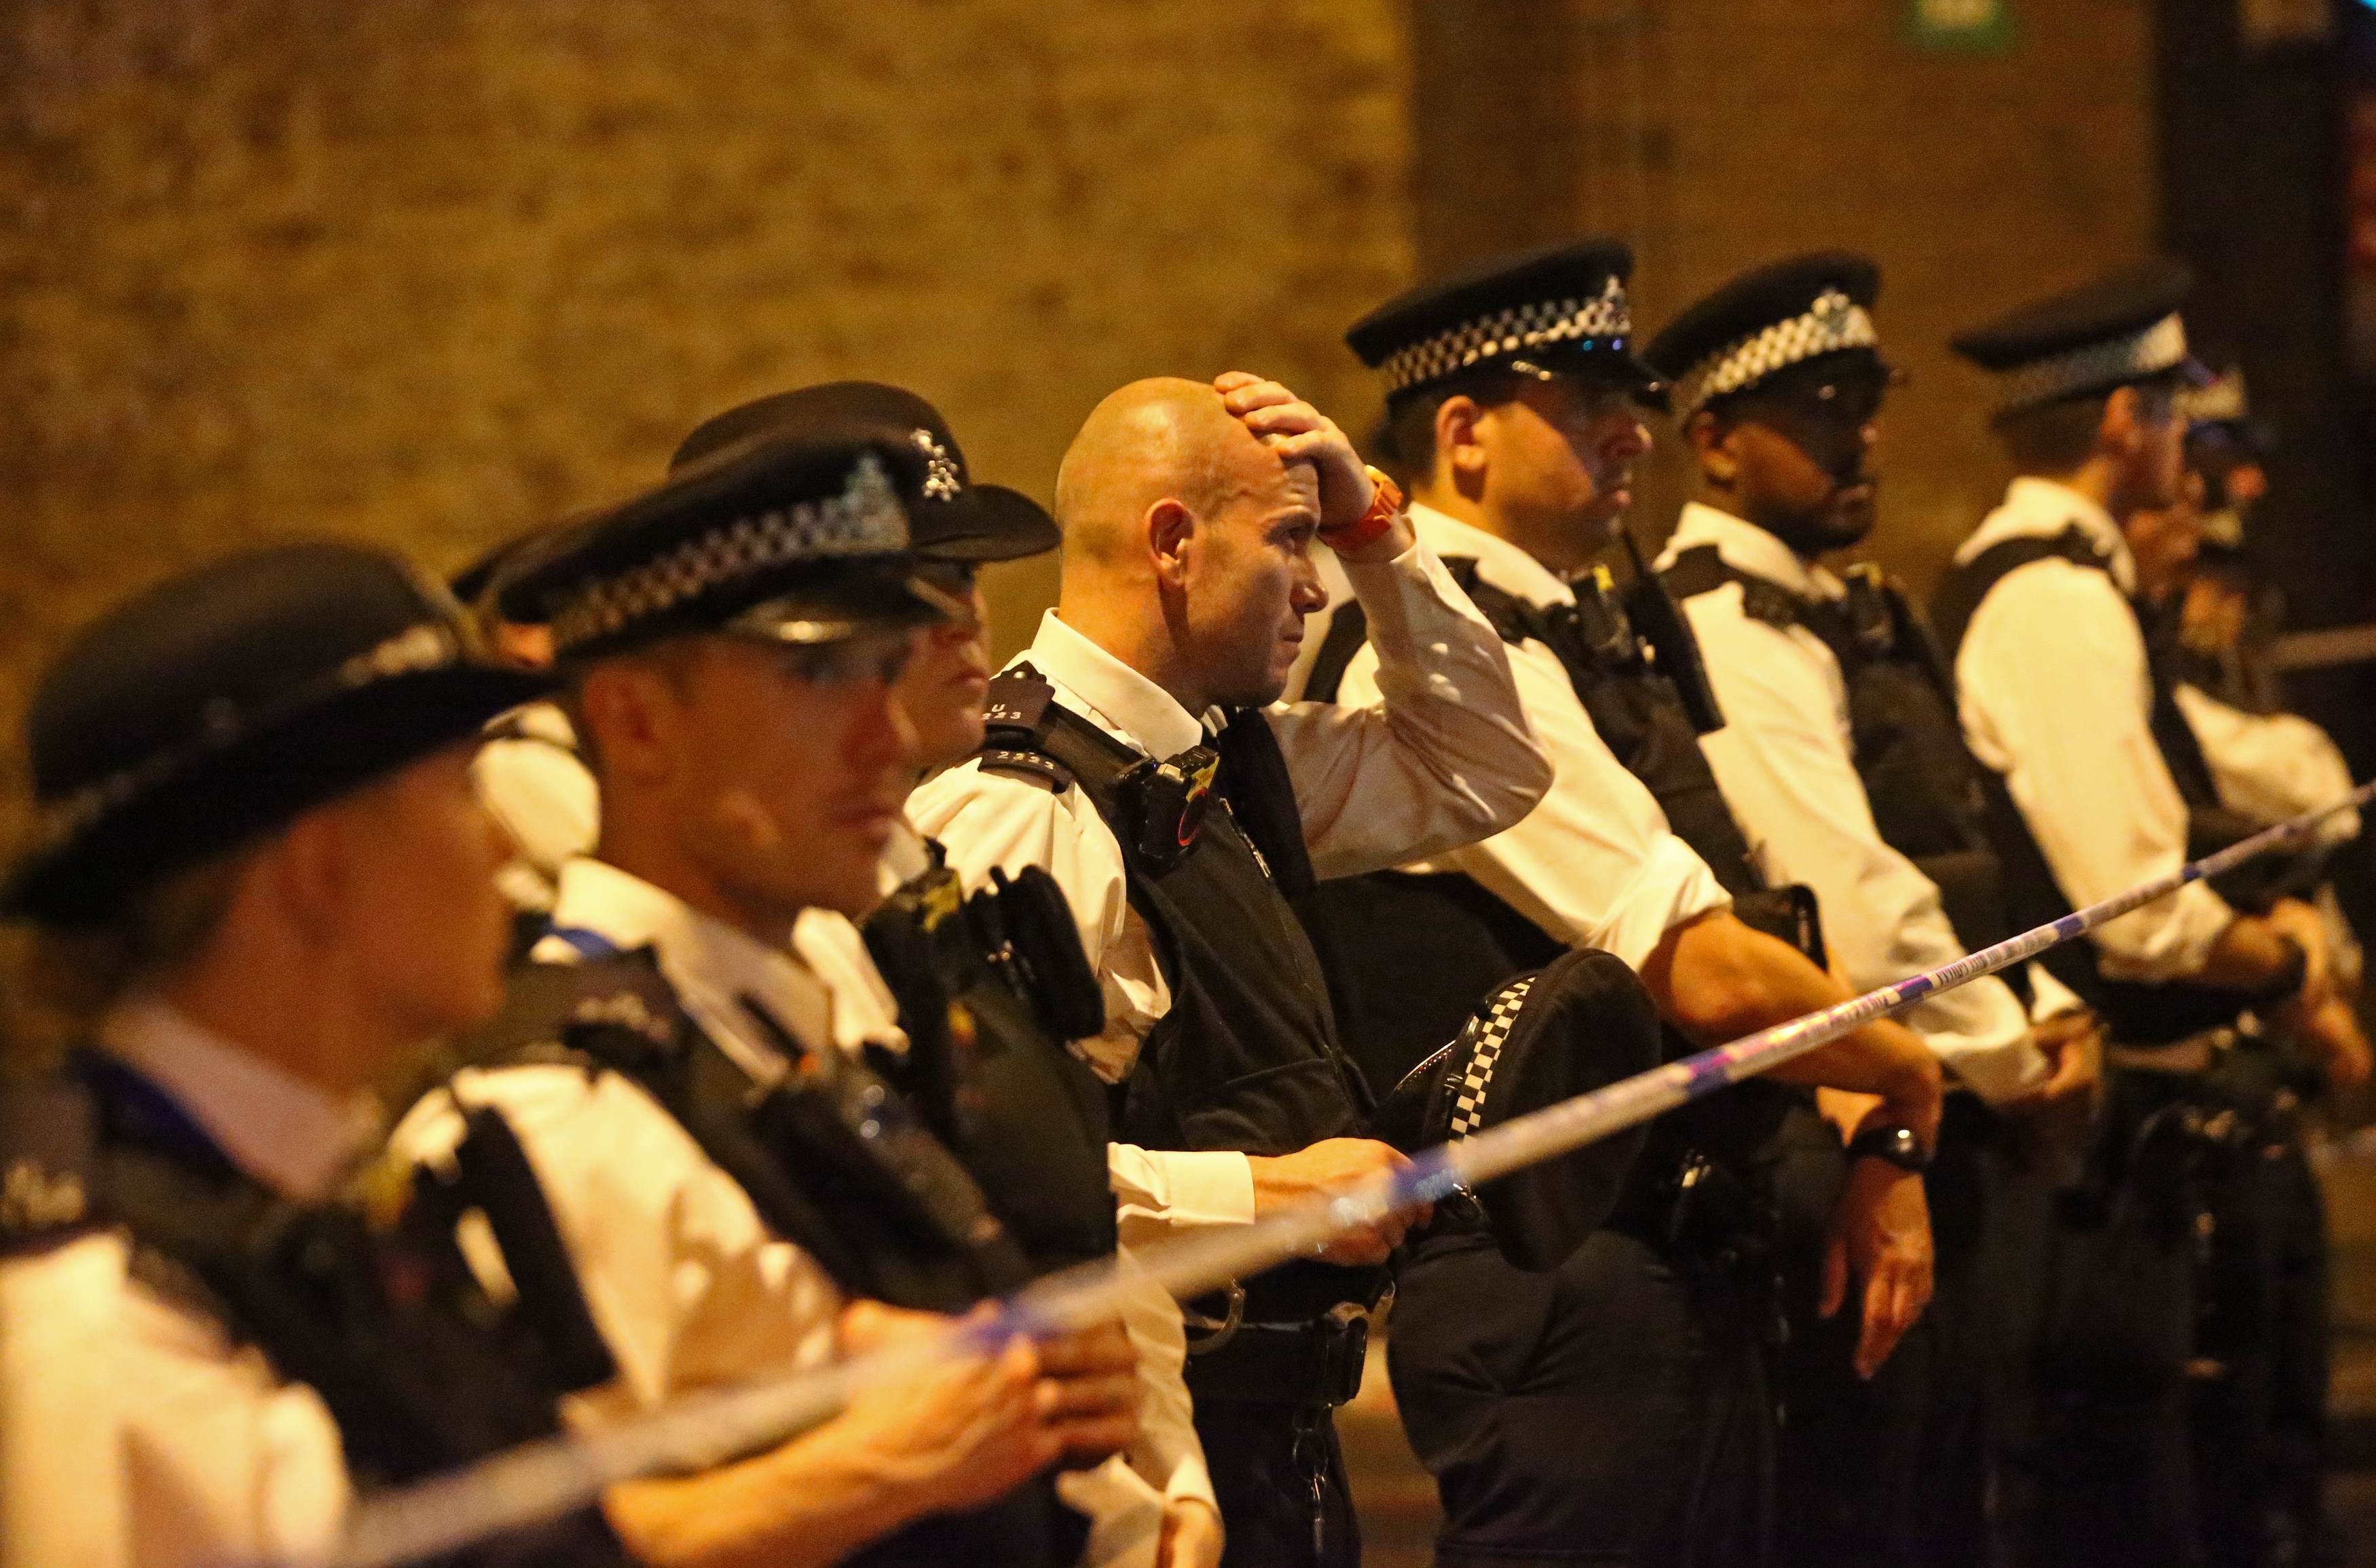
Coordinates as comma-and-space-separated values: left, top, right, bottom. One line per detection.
0, 0, 1412, 827
1406, 0, 2161, 593
0, 0, 2168, 836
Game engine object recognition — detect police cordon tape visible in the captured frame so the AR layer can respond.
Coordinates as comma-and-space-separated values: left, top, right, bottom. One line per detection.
328, 779, 2376, 1568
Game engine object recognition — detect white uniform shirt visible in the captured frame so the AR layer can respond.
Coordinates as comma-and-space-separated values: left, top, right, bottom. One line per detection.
1657, 504, 2046, 1102
910, 538, 1550, 1242
1952, 477, 2236, 980
390, 858, 1211, 1552
1324, 503, 1733, 972
0, 998, 372, 1568
2174, 683, 2362, 845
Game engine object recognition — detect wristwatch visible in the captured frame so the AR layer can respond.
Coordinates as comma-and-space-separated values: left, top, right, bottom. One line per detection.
1845, 1123, 1931, 1174
1321, 466, 1405, 554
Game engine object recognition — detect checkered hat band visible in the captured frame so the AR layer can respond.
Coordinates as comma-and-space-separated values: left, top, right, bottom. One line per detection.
31, 620, 469, 852
2179, 370, 2248, 426
1448, 974, 1536, 1139
551, 453, 909, 652
1671, 293, 1880, 419
1994, 312, 2189, 413
1379, 279, 1633, 394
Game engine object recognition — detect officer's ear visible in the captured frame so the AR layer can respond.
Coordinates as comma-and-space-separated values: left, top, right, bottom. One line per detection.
1436, 395, 1491, 492
1684, 409, 1739, 489
1147, 496, 1196, 589
575, 651, 696, 787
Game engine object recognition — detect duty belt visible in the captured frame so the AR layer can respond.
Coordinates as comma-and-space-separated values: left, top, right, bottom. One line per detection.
1181, 1263, 1390, 1408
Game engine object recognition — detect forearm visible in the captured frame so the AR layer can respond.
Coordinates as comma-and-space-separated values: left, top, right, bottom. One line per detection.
603, 1423, 934, 1568
1646, 910, 1942, 1140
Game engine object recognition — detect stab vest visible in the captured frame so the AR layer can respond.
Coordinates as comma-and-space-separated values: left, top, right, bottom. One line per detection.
4, 1057, 629, 1567
1298, 558, 1812, 1186
1661, 544, 2024, 981
1931, 525, 2274, 1044
973, 670, 1386, 1325
456, 947, 1084, 1568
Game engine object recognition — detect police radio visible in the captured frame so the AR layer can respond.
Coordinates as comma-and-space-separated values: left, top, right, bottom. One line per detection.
1617, 531, 1728, 735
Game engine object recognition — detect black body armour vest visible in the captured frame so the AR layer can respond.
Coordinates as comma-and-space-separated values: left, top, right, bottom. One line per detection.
1663, 545, 2027, 993
14, 1057, 628, 1567
1298, 559, 1815, 1191
973, 670, 1386, 1326
1931, 526, 2275, 1045
456, 948, 1085, 1568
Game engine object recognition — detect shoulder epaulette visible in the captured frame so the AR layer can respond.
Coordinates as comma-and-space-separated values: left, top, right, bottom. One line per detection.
0, 1077, 98, 1248
976, 667, 1075, 791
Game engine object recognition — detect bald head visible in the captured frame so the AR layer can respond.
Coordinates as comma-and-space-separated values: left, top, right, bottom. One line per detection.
1054, 377, 1274, 567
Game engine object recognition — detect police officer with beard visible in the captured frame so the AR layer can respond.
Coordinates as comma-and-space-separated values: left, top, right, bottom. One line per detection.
1296, 239, 1944, 1568
1645, 253, 2103, 1568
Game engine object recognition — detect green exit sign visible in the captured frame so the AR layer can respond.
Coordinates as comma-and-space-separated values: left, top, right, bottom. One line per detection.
1910, 0, 2013, 51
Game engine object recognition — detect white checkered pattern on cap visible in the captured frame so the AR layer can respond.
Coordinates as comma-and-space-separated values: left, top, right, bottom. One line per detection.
1992, 312, 2190, 413
1380, 276, 1633, 394
1669, 288, 1880, 419
1448, 974, 1536, 1139
2178, 367, 2248, 426
551, 452, 908, 652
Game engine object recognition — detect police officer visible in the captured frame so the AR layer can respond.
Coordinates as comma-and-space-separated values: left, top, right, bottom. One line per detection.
912, 370, 1555, 1567
1937, 262, 2341, 1567
0, 541, 1068, 1568
390, 418, 1162, 1567
671, 379, 1229, 1567
1644, 252, 2102, 1568
1299, 239, 1944, 1568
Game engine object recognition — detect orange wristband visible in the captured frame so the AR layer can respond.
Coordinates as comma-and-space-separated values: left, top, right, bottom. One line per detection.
1321, 468, 1404, 554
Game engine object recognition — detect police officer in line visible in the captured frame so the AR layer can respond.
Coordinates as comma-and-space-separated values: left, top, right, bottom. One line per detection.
1295, 239, 1945, 1568
1643, 253, 2104, 1568
391, 415, 1206, 1567
671, 379, 1229, 1568
2119, 365, 2365, 1567
912, 370, 1556, 1567
0, 540, 1080, 1568
1936, 263, 2350, 1567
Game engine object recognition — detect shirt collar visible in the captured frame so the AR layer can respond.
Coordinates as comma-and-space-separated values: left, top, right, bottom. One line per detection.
543, 856, 840, 1072
1405, 502, 1576, 608
1018, 609, 1210, 760
97, 995, 381, 1201
1960, 476, 2134, 593
1667, 501, 1841, 600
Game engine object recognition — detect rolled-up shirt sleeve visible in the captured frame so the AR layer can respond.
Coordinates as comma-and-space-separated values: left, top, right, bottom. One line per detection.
2174, 683, 2362, 844
1335, 624, 1728, 972
1272, 540, 1553, 880
1957, 561, 2235, 980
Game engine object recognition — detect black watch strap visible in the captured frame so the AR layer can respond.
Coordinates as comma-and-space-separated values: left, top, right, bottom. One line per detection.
1846, 1123, 1931, 1174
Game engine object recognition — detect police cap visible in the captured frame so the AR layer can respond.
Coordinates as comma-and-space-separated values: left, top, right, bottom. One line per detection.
1345, 238, 1665, 403
671, 383, 1058, 564
1950, 259, 2211, 413
1646, 251, 1885, 422
1373, 947, 1663, 1272
4, 543, 551, 925
503, 419, 958, 659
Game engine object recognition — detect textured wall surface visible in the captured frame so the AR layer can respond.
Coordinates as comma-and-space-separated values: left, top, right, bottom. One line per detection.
0, 0, 2166, 832
1405, 0, 2161, 593
0, 0, 1411, 819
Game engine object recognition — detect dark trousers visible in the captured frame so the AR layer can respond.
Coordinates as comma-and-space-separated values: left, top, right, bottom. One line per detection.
2187, 1061, 2333, 1568
1388, 1224, 1771, 1568
2011, 1068, 2207, 1568
1193, 1398, 1358, 1568
1770, 1096, 1997, 1568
